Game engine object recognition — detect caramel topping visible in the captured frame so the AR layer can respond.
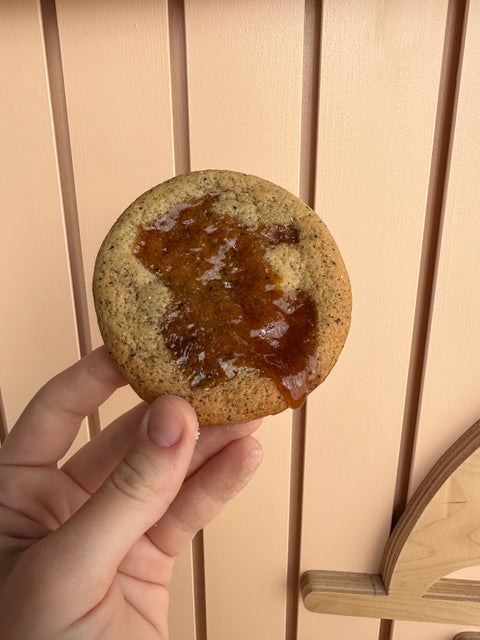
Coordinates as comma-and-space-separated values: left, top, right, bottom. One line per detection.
133, 193, 318, 409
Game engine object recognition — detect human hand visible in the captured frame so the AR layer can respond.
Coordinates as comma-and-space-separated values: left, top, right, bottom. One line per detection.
0, 348, 262, 639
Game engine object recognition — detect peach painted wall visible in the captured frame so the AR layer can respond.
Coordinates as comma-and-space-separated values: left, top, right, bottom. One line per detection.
1, 1, 479, 639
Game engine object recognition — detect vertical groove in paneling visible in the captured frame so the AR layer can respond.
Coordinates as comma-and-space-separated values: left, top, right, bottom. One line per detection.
285, 2, 322, 638
389, 0, 469, 530
168, 2, 204, 638
286, 404, 308, 640
299, 0, 322, 208
168, 0, 191, 176
192, 531, 207, 640
378, 618, 393, 640
39, 0, 91, 354
39, 0, 99, 437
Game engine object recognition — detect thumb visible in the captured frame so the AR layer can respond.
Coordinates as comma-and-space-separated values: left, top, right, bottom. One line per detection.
53, 395, 199, 581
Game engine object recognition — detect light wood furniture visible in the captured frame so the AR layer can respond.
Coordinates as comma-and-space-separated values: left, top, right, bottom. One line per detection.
302, 418, 480, 625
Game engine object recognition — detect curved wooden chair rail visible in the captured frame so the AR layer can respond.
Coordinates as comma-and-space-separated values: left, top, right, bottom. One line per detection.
301, 419, 480, 625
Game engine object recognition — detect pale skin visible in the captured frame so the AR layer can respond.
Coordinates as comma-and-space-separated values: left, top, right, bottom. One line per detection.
0, 347, 263, 639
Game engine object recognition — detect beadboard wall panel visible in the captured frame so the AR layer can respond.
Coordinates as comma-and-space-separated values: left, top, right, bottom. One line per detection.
54, 0, 175, 429
298, 1, 450, 638
0, 0, 83, 446
2, 1, 479, 639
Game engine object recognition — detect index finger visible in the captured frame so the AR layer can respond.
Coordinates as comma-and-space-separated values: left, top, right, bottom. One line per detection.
61, 408, 262, 496
0, 347, 126, 467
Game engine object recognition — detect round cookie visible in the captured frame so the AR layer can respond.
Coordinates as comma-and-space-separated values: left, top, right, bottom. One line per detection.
93, 170, 351, 425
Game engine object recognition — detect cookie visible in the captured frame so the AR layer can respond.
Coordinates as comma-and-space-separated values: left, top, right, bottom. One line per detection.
93, 170, 352, 425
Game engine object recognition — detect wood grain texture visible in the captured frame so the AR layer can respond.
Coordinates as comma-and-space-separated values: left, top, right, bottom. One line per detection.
298, 1, 449, 638
393, 1, 480, 638
303, 571, 480, 625
184, 1, 305, 637
384, 420, 480, 597
0, 0, 82, 445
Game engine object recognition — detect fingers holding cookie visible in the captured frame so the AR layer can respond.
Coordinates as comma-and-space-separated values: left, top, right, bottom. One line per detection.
62, 395, 262, 498
146, 433, 263, 558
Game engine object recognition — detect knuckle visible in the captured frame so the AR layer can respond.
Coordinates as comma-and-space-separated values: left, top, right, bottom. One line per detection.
107, 451, 159, 503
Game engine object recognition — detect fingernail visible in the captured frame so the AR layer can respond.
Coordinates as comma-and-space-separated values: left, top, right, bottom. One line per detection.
146, 398, 185, 448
